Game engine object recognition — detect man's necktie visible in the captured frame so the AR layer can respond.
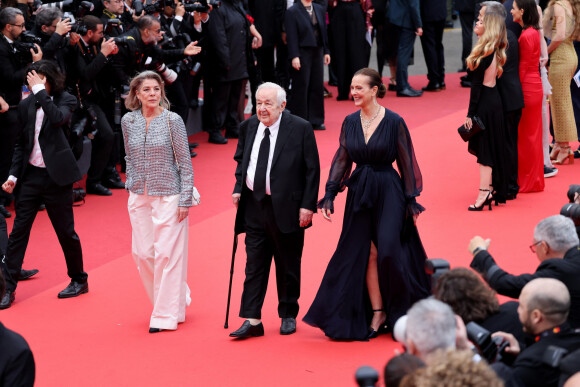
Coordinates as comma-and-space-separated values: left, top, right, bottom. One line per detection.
253, 127, 270, 201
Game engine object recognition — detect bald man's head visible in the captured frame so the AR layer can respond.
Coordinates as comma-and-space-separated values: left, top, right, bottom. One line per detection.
518, 278, 570, 334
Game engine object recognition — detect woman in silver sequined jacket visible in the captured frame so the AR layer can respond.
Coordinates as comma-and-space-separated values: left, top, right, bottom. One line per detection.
121, 71, 195, 334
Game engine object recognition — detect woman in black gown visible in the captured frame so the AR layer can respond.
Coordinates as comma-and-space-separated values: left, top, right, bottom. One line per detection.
464, 11, 508, 210
303, 68, 431, 341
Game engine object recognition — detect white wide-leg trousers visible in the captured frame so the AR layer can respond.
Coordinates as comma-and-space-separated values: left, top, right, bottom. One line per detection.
128, 192, 191, 330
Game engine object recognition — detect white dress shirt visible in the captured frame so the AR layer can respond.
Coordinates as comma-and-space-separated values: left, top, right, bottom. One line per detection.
245, 114, 282, 195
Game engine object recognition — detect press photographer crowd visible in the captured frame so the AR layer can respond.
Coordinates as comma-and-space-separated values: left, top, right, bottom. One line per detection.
356, 185, 580, 386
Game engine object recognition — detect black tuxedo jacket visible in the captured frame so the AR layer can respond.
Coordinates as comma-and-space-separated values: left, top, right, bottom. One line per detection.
247, 0, 286, 48
233, 111, 320, 234
10, 90, 81, 186
420, 0, 446, 22
471, 246, 580, 328
285, 1, 330, 60
0, 35, 29, 106
0, 322, 35, 387
497, 30, 525, 113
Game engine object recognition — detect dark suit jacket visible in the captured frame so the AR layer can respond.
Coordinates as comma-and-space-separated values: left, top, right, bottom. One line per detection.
0, 322, 35, 387
420, 0, 446, 22
470, 246, 580, 328
497, 30, 525, 112
480, 301, 526, 344
233, 111, 320, 234
455, 0, 477, 13
285, 1, 330, 60
10, 90, 81, 186
247, 0, 286, 48
0, 36, 29, 106
388, 0, 421, 29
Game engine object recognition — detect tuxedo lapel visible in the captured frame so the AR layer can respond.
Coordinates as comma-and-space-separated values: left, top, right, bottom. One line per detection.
26, 98, 37, 146
272, 113, 294, 168
243, 118, 260, 171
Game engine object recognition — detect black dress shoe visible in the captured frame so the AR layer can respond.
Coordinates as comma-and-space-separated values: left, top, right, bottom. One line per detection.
422, 82, 444, 92
190, 151, 197, 158
397, 87, 423, 97
208, 131, 228, 144
189, 142, 199, 149
312, 124, 326, 130
460, 80, 472, 88
0, 204, 11, 218
101, 178, 125, 189
0, 291, 15, 309
57, 280, 89, 299
149, 327, 164, 333
280, 317, 296, 335
38, 203, 46, 211
388, 84, 397, 91
19, 269, 39, 280
229, 320, 264, 338
86, 183, 112, 196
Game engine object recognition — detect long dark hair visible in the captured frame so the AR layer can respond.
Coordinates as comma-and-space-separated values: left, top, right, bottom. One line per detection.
27, 60, 65, 94
515, 0, 541, 29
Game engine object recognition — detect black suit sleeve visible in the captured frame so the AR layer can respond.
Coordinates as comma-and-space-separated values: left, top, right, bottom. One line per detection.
1, 347, 35, 387
285, 9, 300, 60
233, 119, 249, 194
35, 89, 75, 128
300, 121, 321, 212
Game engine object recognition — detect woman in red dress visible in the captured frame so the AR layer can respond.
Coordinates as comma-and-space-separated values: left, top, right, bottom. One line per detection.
512, 0, 545, 192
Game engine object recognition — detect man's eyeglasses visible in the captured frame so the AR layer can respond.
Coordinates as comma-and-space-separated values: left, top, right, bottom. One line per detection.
529, 240, 546, 253
10, 23, 26, 29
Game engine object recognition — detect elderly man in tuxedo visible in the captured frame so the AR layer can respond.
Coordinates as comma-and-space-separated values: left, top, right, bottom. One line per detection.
230, 82, 320, 338
0, 60, 88, 309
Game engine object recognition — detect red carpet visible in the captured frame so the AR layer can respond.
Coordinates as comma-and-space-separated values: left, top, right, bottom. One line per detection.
2, 73, 579, 386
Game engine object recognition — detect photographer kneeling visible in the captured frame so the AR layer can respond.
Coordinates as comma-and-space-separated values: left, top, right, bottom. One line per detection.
492, 278, 580, 387
469, 215, 580, 328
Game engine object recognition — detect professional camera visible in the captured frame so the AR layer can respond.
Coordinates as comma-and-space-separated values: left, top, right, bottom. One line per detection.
154, 62, 178, 84
75, 1, 94, 18
355, 366, 379, 387
112, 36, 133, 46
13, 32, 41, 58
183, 0, 220, 12
425, 258, 450, 293
567, 184, 580, 203
70, 22, 88, 35
38, 0, 75, 12
465, 322, 509, 364
133, 0, 165, 15
561, 203, 580, 225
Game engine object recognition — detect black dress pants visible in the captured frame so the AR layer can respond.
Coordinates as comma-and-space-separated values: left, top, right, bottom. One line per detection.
209, 79, 244, 135
84, 104, 115, 185
0, 110, 20, 206
459, 11, 475, 66
504, 109, 522, 196
240, 188, 304, 319
330, 2, 368, 99
2, 166, 86, 292
256, 45, 276, 84
288, 46, 325, 126
420, 20, 446, 84
396, 27, 417, 91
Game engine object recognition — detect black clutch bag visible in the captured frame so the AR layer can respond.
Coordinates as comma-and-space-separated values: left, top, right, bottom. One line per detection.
458, 116, 485, 142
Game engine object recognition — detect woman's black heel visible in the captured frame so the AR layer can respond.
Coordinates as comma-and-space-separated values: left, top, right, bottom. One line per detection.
468, 189, 492, 211
367, 309, 388, 339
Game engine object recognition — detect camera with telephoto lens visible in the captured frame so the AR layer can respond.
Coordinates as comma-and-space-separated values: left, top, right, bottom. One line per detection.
134, 0, 165, 15
13, 31, 41, 59
38, 0, 74, 12
466, 322, 509, 364
561, 184, 580, 238
425, 258, 450, 293
183, 0, 220, 12
69, 22, 88, 35
355, 366, 379, 387
567, 184, 580, 203
154, 62, 178, 84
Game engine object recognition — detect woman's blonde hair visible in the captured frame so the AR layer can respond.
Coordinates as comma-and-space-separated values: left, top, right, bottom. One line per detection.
466, 12, 507, 77
124, 71, 171, 111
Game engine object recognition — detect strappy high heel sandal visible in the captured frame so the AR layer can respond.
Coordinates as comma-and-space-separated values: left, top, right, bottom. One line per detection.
468, 188, 493, 211
553, 146, 574, 165
550, 144, 561, 160
367, 309, 388, 339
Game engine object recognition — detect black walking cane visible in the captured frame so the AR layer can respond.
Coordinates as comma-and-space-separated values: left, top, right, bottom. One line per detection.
224, 233, 239, 329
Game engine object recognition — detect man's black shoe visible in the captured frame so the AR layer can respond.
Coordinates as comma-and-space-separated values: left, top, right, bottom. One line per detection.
190, 151, 197, 158
460, 80, 472, 88
0, 205, 11, 218
208, 131, 228, 144
57, 280, 89, 299
87, 183, 112, 196
312, 124, 326, 130
422, 82, 445, 92
280, 317, 296, 335
101, 178, 125, 189
38, 203, 46, 211
19, 269, 39, 280
189, 142, 199, 149
0, 291, 14, 309
397, 87, 423, 97
229, 320, 264, 338
388, 84, 397, 91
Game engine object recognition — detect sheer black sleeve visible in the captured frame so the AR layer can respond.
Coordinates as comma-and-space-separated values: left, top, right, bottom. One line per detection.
317, 118, 353, 213
395, 119, 425, 216
467, 54, 492, 118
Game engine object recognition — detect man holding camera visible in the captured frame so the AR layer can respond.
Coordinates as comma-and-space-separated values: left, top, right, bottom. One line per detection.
71, 15, 120, 196
492, 278, 580, 387
31, 7, 73, 72
101, 0, 126, 36
0, 7, 42, 219
469, 215, 580, 328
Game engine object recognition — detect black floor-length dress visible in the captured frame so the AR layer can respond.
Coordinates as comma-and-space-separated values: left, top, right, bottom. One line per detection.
303, 108, 431, 341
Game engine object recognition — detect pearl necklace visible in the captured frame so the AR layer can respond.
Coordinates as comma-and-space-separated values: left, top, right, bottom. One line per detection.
360, 105, 381, 136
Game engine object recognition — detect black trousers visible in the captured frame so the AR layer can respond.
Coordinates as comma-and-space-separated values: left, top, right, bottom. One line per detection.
330, 1, 368, 99
167, 73, 191, 124
0, 110, 20, 206
2, 166, 87, 292
396, 27, 417, 91
208, 79, 244, 134
420, 20, 446, 84
256, 45, 276, 84
288, 46, 325, 126
0, 213, 7, 257
504, 109, 522, 196
81, 104, 114, 185
240, 188, 304, 319
459, 11, 475, 66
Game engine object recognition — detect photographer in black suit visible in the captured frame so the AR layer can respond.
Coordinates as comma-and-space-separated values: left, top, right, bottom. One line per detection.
0, 60, 88, 309
469, 215, 580, 328
0, 7, 42, 218
419, 0, 446, 92
31, 7, 73, 72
